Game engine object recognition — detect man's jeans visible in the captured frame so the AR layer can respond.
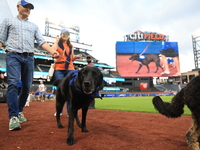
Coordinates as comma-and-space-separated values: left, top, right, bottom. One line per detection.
6, 52, 34, 118
53, 70, 74, 114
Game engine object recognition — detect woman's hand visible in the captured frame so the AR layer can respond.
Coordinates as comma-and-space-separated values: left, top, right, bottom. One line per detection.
55, 35, 60, 43
75, 54, 82, 59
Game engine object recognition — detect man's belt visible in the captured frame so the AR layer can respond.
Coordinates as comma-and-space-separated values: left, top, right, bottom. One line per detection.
5, 50, 34, 56
55, 61, 66, 64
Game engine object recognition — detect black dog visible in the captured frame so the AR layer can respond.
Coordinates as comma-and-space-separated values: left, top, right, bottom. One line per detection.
129, 54, 164, 73
53, 66, 104, 145
152, 76, 200, 150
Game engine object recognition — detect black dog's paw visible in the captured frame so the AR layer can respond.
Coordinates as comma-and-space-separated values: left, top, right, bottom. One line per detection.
135, 72, 138, 73
67, 138, 75, 145
82, 128, 89, 132
58, 124, 64, 128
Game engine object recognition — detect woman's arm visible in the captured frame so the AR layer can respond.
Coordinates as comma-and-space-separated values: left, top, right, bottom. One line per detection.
51, 35, 59, 50
71, 46, 82, 61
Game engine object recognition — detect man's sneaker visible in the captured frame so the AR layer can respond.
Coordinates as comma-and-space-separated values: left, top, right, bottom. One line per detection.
9, 116, 21, 131
18, 112, 27, 123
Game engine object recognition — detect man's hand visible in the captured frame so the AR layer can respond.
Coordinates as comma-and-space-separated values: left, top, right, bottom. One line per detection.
52, 51, 60, 58
41, 42, 60, 58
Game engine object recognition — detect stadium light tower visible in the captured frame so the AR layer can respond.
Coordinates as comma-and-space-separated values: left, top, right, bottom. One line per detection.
192, 32, 200, 69
44, 17, 80, 42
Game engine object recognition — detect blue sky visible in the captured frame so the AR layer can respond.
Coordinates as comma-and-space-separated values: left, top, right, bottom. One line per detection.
2, 0, 200, 73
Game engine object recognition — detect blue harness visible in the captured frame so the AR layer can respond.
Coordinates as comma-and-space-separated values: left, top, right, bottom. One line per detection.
69, 70, 102, 99
138, 55, 146, 61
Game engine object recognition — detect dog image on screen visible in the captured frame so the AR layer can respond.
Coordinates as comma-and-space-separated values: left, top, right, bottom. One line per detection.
129, 53, 164, 73
152, 75, 200, 150
53, 66, 104, 145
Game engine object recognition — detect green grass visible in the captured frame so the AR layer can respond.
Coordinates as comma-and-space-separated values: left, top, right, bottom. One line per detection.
95, 96, 191, 115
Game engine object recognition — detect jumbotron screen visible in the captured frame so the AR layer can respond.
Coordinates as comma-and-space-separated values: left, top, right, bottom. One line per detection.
116, 41, 180, 77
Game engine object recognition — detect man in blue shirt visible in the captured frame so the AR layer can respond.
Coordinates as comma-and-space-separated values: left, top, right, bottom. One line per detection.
0, 0, 59, 131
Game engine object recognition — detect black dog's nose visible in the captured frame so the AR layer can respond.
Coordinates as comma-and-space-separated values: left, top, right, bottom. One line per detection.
84, 81, 91, 87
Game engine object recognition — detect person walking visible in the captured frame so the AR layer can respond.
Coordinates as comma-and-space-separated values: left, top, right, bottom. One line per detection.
53, 29, 82, 116
160, 42, 181, 76
0, 0, 59, 131
178, 82, 182, 92
38, 80, 46, 102
0, 70, 6, 89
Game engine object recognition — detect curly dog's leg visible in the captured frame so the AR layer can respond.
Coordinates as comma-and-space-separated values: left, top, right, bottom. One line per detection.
185, 114, 200, 150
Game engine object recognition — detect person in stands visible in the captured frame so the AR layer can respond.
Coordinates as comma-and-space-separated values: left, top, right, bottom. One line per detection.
86, 55, 94, 66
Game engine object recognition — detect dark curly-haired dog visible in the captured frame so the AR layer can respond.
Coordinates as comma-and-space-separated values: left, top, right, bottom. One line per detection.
152, 76, 200, 150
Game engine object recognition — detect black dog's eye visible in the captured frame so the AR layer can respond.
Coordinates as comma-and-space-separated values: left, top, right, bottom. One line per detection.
93, 73, 99, 79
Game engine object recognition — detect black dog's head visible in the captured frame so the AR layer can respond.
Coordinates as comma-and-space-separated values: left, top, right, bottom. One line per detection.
129, 54, 140, 61
74, 66, 104, 94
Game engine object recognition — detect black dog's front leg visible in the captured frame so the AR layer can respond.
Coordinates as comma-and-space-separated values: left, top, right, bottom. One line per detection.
145, 65, 150, 73
56, 96, 65, 128
81, 107, 89, 132
67, 109, 77, 145
136, 63, 143, 73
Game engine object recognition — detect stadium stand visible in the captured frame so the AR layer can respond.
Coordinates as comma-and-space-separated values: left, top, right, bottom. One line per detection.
154, 85, 168, 92
155, 84, 186, 92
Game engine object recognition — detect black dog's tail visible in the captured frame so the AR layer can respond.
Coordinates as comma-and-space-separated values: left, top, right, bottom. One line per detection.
152, 89, 185, 118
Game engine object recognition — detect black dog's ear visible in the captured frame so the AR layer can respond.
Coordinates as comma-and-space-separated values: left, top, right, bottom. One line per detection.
73, 69, 82, 89
99, 79, 105, 90
98, 72, 104, 90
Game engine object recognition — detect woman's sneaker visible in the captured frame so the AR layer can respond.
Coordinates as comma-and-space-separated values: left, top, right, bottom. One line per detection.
18, 112, 27, 123
9, 116, 21, 131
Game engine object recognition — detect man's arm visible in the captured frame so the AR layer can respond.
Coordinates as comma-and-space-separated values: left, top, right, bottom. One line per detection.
41, 42, 59, 58
34, 26, 59, 58
0, 18, 9, 49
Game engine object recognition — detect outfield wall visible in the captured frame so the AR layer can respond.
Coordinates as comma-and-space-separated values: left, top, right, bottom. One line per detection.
100, 92, 176, 97
39, 92, 176, 99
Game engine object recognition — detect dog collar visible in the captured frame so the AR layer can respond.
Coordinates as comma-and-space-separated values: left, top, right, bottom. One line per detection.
69, 70, 102, 99
69, 70, 78, 86
76, 87, 102, 99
